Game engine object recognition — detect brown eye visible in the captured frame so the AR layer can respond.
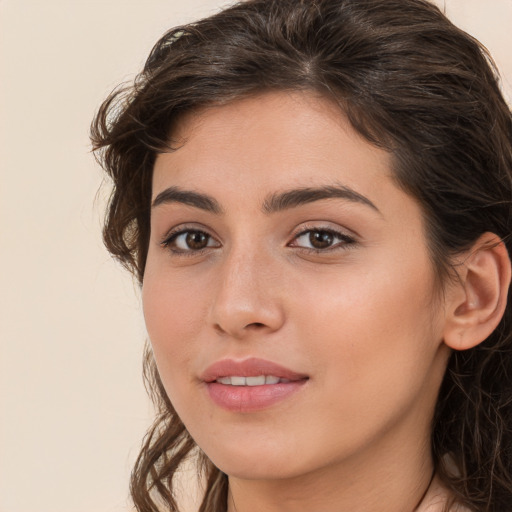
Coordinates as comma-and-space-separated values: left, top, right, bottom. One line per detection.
291, 228, 355, 251
309, 230, 334, 249
166, 229, 219, 252
185, 231, 209, 250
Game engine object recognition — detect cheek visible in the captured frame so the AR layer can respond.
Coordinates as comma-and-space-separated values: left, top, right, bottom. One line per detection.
281, 266, 442, 466
294, 253, 440, 394
141, 266, 210, 390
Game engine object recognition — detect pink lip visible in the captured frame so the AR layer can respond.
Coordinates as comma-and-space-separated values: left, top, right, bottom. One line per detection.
201, 357, 308, 412
201, 357, 308, 382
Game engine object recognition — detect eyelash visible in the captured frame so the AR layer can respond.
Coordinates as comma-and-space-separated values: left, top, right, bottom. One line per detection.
161, 226, 219, 257
289, 226, 356, 253
160, 225, 356, 256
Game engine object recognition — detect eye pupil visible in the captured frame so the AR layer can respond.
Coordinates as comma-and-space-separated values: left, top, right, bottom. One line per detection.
186, 231, 209, 249
309, 231, 333, 249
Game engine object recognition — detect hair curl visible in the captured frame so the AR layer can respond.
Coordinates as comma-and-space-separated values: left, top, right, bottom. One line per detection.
91, 1, 512, 510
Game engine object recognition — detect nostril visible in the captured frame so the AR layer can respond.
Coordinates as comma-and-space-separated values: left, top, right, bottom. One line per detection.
245, 322, 265, 329
213, 321, 266, 336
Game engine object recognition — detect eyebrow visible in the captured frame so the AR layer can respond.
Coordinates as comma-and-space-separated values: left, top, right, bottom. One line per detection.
151, 184, 379, 215
262, 185, 380, 214
152, 186, 223, 214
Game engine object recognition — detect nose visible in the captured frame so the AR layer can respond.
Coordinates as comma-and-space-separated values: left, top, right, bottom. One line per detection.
210, 247, 285, 339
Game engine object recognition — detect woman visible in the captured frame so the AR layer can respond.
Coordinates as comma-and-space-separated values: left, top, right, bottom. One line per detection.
91, 0, 512, 510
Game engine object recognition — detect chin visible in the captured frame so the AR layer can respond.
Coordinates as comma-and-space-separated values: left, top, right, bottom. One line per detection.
198, 437, 306, 481
207, 439, 344, 484
214, 458, 301, 481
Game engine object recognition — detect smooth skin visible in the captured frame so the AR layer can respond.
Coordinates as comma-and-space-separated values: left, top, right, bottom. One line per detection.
142, 91, 510, 512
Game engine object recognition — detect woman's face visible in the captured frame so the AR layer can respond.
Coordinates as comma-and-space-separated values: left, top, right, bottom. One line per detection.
143, 91, 451, 481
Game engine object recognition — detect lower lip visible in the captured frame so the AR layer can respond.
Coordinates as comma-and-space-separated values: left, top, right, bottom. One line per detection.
206, 380, 307, 412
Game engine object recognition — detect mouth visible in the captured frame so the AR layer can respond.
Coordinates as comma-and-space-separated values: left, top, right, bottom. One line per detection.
201, 356, 308, 382
201, 357, 308, 412
215, 375, 292, 386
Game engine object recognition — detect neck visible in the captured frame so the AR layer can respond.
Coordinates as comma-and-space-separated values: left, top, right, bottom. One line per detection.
228, 460, 438, 512
226, 417, 441, 512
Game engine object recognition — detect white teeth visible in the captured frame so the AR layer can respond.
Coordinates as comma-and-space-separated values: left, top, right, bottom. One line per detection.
246, 376, 266, 386
215, 375, 285, 386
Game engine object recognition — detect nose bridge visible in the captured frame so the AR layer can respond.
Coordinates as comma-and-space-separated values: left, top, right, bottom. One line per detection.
211, 238, 284, 337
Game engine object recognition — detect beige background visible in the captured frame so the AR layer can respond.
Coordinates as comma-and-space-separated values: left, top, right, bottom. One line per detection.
1, 1, 511, 511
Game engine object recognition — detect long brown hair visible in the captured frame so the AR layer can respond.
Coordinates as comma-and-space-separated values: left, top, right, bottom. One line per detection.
91, 1, 512, 510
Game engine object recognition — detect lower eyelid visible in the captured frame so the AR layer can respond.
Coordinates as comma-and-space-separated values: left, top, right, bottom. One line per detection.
290, 228, 355, 247
161, 229, 221, 254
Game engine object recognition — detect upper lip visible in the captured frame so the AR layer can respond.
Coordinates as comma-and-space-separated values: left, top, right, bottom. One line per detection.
200, 357, 308, 383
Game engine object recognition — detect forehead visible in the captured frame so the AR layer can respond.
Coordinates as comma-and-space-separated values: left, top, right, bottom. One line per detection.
153, 91, 395, 204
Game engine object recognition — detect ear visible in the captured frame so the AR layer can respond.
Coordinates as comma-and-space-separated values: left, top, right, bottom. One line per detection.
443, 233, 511, 351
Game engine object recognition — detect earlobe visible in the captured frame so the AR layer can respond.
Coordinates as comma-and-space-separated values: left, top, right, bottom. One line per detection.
443, 233, 511, 351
